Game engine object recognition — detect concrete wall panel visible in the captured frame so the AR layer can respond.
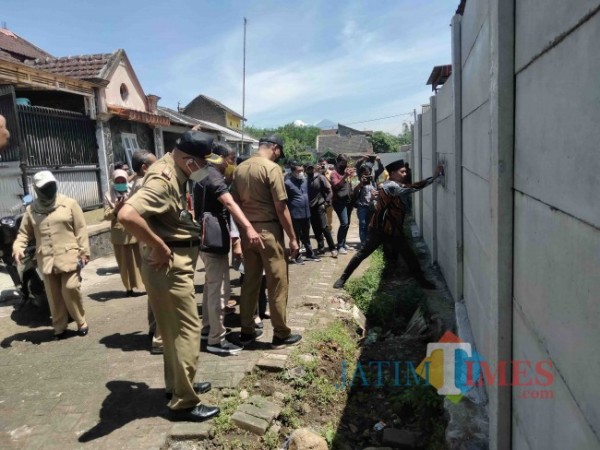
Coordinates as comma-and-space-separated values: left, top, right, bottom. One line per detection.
461, 0, 490, 66
515, 0, 600, 71
515, 11, 600, 228
512, 305, 600, 449
423, 199, 434, 254
462, 170, 491, 254
513, 193, 600, 436
463, 220, 492, 359
462, 19, 491, 116
436, 77, 454, 122
462, 104, 491, 181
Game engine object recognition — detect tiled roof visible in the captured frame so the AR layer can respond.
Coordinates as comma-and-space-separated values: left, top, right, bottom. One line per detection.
0, 49, 20, 63
24, 51, 120, 81
184, 94, 245, 120
0, 28, 52, 62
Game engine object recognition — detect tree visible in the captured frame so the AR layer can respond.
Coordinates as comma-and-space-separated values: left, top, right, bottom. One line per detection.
397, 122, 412, 146
245, 123, 320, 164
370, 131, 401, 153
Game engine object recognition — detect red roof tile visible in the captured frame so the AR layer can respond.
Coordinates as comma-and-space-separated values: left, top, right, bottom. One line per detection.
25, 52, 117, 81
0, 28, 52, 62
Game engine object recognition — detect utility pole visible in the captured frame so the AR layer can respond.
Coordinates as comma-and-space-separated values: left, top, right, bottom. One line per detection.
241, 17, 247, 155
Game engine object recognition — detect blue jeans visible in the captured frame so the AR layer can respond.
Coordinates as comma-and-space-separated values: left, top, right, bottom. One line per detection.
333, 202, 351, 249
356, 205, 372, 246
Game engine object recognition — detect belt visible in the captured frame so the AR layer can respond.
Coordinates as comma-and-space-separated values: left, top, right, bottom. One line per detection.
250, 219, 279, 224
164, 239, 200, 248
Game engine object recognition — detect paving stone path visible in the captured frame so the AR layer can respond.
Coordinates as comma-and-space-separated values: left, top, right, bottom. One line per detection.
0, 222, 360, 449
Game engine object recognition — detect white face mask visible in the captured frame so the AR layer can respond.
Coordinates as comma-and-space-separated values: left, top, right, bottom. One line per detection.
186, 159, 210, 182
293, 172, 305, 180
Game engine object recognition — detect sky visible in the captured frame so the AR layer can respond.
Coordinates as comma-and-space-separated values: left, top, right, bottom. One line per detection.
3, 0, 457, 134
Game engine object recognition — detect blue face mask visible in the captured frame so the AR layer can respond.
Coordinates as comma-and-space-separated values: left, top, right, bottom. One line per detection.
114, 183, 128, 193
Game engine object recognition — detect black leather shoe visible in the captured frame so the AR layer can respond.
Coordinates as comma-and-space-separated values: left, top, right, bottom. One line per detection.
333, 278, 346, 289
168, 404, 220, 422
77, 326, 89, 336
165, 382, 212, 400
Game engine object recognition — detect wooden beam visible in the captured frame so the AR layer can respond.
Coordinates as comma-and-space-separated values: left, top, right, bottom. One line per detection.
0, 60, 97, 96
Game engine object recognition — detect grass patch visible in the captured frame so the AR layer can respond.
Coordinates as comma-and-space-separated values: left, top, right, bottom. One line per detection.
345, 249, 427, 333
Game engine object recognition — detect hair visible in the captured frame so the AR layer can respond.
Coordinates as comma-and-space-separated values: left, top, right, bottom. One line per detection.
336, 154, 348, 163
212, 141, 235, 158
114, 160, 128, 170
360, 163, 373, 175
131, 150, 153, 173
289, 161, 303, 170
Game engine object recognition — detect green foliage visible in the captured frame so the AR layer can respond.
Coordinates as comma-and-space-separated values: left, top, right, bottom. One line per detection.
370, 131, 401, 153
345, 250, 426, 332
245, 123, 321, 164
304, 320, 359, 361
345, 250, 385, 311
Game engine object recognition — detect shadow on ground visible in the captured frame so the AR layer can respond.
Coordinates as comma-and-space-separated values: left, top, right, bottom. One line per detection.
78, 380, 166, 443
99, 331, 150, 352
0, 328, 83, 347
88, 290, 129, 302
96, 266, 120, 276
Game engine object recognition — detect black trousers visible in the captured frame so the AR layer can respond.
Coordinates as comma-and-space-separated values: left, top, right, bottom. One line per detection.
340, 229, 424, 281
292, 218, 316, 258
310, 204, 336, 252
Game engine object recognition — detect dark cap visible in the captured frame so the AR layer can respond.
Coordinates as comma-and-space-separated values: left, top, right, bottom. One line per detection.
259, 135, 284, 155
175, 131, 214, 157
385, 159, 405, 173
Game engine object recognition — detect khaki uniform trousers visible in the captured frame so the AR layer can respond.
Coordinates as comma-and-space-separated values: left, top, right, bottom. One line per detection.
43, 270, 85, 334
113, 243, 144, 291
199, 251, 230, 345
240, 222, 291, 339
142, 246, 201, 410
326, 205, 333, 230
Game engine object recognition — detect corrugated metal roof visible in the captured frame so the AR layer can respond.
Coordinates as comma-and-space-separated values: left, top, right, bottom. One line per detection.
157, 107, 258, 143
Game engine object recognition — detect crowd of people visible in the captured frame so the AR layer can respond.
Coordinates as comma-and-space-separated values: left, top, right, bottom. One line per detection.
2, 118, 440, 423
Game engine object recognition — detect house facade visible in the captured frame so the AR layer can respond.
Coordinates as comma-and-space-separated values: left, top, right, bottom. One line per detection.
183, 94, 245, 132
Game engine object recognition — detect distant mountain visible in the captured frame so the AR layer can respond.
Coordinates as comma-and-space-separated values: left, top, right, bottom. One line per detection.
315, 119, 337, 130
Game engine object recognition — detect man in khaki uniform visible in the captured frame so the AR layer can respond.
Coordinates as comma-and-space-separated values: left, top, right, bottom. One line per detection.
231, 135, 303, 349
13, 171, 90, 338
118, 131, 219, 422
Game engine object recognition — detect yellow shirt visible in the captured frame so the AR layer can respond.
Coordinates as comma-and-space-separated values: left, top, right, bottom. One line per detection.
230, 155, 287, 222
126, 153, 199, 241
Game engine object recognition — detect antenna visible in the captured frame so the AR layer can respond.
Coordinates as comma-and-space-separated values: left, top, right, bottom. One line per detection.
241, 17, 247, 155
2, 22, 7, 29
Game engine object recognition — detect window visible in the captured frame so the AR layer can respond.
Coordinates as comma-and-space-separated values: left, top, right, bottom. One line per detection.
120, 83, 129, 102
121, 133, 140, 168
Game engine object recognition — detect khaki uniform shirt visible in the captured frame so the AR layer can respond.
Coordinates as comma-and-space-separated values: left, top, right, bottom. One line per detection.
125, 153, 199, 241
13, 194, 90, 275
230, 155, 287, 222
104, 192, 138, 245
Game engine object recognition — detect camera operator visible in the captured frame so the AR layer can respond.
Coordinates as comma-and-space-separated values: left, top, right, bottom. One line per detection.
330, 154, 356, 254
353, 155, 383, 248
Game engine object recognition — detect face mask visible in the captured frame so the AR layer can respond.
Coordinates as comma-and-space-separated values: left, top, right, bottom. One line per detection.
38, 182, 58, 199
293, 172, 305, 180
114, 183, 128, 193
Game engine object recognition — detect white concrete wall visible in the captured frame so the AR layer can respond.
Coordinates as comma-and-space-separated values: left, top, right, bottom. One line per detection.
461, 8, 493, 369
421, 108, 434, 254
434, 79, 458, 298
413, 115, 423, 234
410, 2, 600, 447
105, 63, 147, 112
512, 2, 600, 447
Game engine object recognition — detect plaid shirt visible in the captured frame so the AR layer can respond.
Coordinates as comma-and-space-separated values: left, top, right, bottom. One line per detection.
369, 176, 438, 235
